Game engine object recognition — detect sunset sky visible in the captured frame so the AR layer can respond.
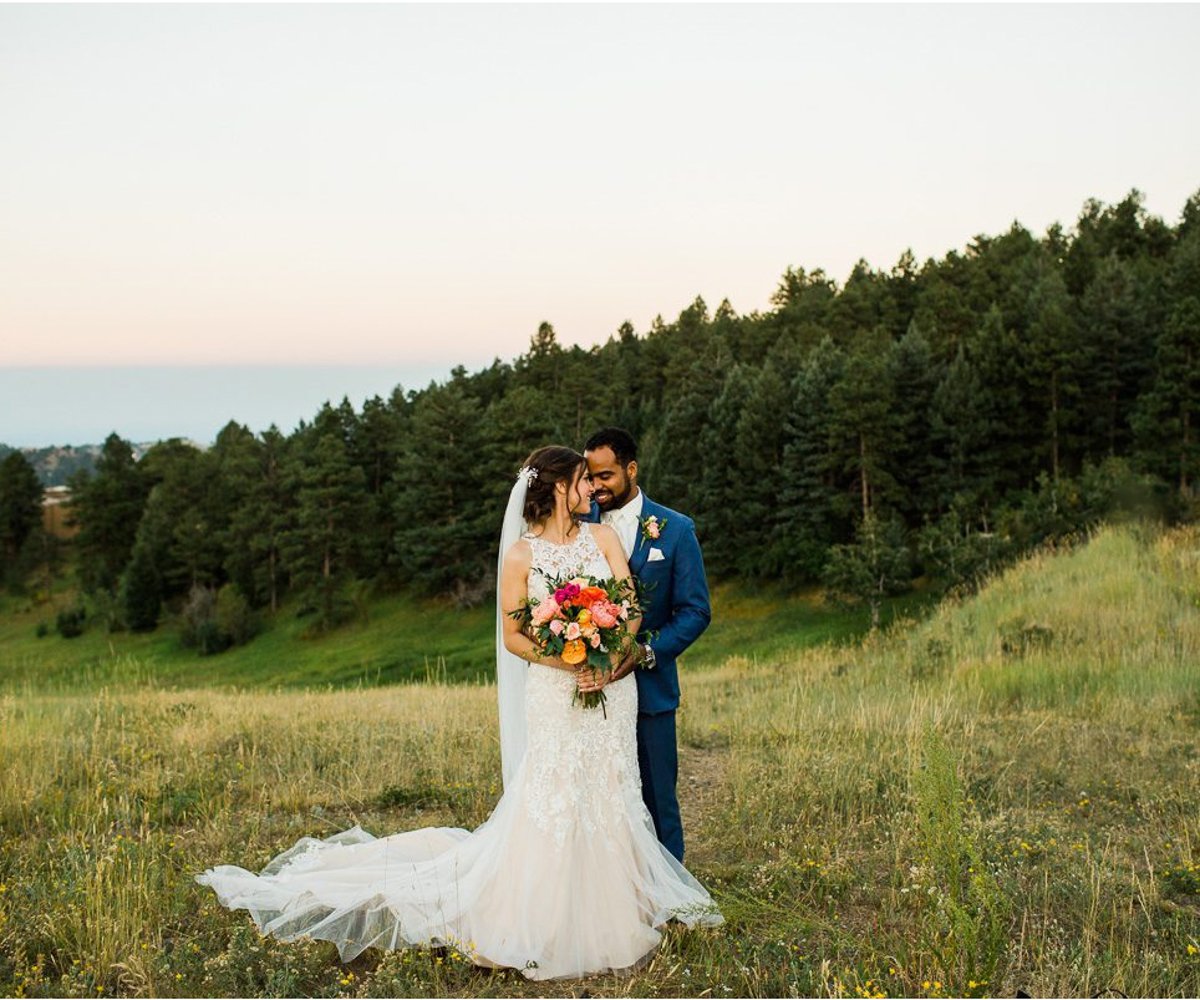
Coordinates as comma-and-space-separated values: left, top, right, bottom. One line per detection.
2, 3, 1199, 444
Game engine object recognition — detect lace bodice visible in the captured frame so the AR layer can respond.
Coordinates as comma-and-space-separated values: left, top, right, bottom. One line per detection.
522, 521, 613, 603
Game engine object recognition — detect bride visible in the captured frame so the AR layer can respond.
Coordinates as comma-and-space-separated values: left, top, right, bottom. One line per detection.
195, 445, 723, 980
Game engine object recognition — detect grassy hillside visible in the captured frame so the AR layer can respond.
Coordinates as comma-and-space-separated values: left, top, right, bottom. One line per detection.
1, 522, 1198, 998
0, 577, 924, 694
0, 588, 499, 693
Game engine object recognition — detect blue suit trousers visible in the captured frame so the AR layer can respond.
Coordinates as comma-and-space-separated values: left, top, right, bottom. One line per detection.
637, 710, 683, 862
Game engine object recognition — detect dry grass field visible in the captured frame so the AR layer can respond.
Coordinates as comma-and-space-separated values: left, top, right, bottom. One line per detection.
1, 522, 1198, 998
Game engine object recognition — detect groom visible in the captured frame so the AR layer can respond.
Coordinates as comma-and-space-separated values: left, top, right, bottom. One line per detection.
583, 427, 711, 863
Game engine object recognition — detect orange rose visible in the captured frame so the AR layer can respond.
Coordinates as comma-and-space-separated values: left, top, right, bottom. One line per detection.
561, 639, 587, 665
579, 587, 607, 606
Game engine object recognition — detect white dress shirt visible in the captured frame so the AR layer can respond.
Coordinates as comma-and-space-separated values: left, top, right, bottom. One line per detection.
600, 489, 643, 559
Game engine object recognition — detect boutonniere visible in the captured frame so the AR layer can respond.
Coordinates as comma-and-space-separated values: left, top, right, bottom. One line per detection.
639, 514, 667, 544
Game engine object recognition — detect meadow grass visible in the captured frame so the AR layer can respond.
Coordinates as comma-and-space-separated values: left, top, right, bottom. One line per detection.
0, 522, 1198, 998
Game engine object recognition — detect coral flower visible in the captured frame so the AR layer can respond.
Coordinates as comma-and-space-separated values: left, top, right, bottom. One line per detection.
530, 598, 560, 626
578, 587, 607, 606
591, 604, 619, 629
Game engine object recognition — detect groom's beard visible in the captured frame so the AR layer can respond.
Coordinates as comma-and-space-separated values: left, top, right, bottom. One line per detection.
594, 482, 634, 512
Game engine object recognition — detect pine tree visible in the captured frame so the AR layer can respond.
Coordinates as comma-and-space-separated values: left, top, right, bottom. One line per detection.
732, 361, 790, 577
0, 452, 43, 583
516, 321, 564, 397
350, 394, 408, 581
555, 345, 609, 446
1077, 254, 1152, 460
773, 336, 848, 583
831, 260, 888, 340
283, 407, 369, 629
770, 267, 838, 355
912, 254, 977, 357
69, 433, 150, 595
1021, 260, 1085, 483
392, 382, 492, 597
887, 321, 943, 521
138, 439, 223, 597
1063, 190, 1157, 296
643, 347, 729, 512
917, 499, 1011, 594
601, 320, 651, 435
236, 426, 294, 612
211, 422, 265, 604
826, 329, 900, 520
822, 509, 911, 630
965, 306, 1028, 504
1132, 231, 1200, 499
485, 385, 558, 467
886, 249, 920, 339
928, 344, 992, 519
693, 364, 754, 577
119, 535, 162, 631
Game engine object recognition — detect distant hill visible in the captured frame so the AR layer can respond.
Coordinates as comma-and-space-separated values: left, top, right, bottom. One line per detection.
0, 440, 206, 486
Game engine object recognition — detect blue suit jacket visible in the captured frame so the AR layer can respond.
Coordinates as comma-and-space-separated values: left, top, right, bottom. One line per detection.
588, 494, 712, 715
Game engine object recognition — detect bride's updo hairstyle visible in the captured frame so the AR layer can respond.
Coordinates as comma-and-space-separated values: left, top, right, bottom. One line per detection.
521, 445, 586, 524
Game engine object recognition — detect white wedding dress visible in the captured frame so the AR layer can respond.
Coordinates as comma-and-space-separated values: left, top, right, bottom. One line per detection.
195, 521, 722, 980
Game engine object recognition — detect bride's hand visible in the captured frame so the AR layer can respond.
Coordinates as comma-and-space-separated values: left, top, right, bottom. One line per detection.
574, 666, 607, 693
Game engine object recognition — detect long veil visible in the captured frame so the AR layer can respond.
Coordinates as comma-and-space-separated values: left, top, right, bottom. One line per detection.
496, 466, 533, 790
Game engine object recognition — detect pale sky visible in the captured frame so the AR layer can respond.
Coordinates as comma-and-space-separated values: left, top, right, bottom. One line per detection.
2, 3, 1199, 374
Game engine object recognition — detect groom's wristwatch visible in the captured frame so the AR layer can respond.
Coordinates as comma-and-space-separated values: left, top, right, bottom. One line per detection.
640, 642, 656, 670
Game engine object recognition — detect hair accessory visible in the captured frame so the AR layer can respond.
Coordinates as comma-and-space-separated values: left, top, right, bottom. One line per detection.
519, 465, 539, 486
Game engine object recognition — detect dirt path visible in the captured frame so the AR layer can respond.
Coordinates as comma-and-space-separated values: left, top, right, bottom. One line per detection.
677, 743, 730, 862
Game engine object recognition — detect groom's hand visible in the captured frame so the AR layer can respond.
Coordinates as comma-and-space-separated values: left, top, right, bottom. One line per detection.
608, 649, 640, 683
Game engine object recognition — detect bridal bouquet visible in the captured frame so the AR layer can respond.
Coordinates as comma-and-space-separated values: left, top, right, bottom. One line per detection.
509, 574, 642, 714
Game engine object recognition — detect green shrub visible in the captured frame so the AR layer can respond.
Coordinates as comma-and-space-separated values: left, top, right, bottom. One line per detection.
55, 605, 86, 638
215, 583, 257, 647
181, 583, 257, 655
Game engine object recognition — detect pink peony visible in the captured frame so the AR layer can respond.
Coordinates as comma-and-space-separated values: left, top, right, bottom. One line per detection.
590, 603, 619, 629
531, 598, 560, 626
565, 622, 581, 641
548, 619, 565, 635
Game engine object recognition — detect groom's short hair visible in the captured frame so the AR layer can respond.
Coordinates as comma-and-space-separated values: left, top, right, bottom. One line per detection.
584, 427, 638, 467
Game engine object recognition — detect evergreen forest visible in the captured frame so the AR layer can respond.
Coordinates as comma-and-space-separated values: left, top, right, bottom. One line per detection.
2, 188, 1198, 641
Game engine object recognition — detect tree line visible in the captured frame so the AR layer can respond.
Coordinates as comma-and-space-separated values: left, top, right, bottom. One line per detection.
3, 188, 1197, 642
